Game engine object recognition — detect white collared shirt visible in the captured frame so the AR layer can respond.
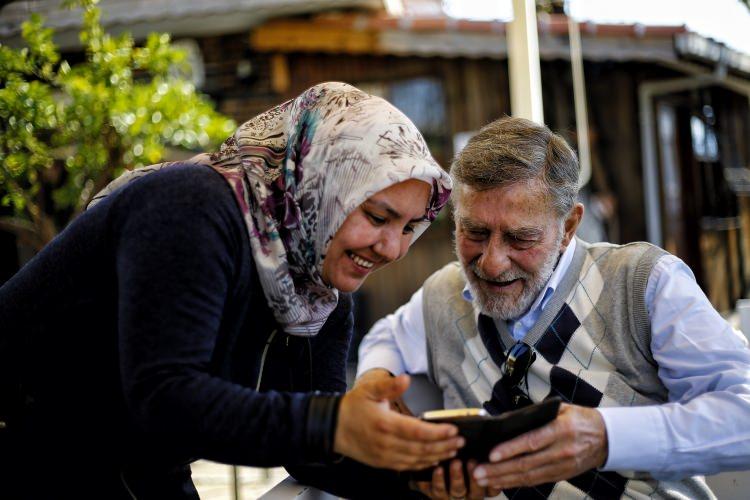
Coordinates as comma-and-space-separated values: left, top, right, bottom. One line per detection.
357, 239, 750, 478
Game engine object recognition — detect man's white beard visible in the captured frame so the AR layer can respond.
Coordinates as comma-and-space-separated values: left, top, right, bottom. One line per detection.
460, 232, 563, 321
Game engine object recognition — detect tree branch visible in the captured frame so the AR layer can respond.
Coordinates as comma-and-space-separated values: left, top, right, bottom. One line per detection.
0, 216, 43, 249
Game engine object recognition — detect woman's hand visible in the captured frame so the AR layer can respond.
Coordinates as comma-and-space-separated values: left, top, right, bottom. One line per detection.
355, 368, 414, 416
414, 459, 502, 499
334, 373, 464, 470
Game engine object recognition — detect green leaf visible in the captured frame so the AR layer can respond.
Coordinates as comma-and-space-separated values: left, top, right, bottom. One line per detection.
1, 0, 235, 243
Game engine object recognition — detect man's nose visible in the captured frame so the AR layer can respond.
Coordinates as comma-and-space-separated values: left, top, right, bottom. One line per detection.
478, 239, 511, 277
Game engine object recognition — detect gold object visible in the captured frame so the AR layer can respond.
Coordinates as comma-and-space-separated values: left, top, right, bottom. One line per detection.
422, 408, 487, 420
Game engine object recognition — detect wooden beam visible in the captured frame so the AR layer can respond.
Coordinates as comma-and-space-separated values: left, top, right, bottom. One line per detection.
270, 53, 291, 94
251, 21, 378, 54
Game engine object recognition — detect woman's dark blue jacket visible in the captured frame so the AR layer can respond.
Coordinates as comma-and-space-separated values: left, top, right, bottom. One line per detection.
0, 164, 416, 498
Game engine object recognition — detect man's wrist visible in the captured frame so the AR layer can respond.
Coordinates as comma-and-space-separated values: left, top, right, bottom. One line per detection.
595, 406, 667, 472
354, 367, 395, 386
363, 367, 396, 377
355, 355, 406, 379
593, 408, 609, 469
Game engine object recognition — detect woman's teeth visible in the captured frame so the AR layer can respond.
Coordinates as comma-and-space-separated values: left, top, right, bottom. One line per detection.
348, 251, 374, 269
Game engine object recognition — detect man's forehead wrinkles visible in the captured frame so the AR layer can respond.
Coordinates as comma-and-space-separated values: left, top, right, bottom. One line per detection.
457, 216, 490, 233
509, 227, 544, 237
458, 214, 543, 235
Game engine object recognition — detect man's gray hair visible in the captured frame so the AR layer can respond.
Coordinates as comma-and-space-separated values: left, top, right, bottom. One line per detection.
451, 117, 580, 217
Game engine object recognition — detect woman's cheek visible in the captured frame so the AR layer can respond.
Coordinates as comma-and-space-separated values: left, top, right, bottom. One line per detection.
400, 234, 412, 255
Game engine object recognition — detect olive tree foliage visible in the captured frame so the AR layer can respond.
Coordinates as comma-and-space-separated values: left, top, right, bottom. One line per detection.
0, 0, 236, 249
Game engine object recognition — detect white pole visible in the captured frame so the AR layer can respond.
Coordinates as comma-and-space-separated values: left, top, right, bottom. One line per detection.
567, 15, 592, 188
507, 0, 544, 124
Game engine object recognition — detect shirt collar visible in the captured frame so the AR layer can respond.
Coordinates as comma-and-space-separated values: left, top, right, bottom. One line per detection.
461, 237, 577, 316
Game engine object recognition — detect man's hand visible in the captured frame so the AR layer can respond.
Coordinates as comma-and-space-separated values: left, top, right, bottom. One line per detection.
335, 373, 464, 470
356, 368, 414, 415
473, 403, 608, 489
414, 459, 502, 499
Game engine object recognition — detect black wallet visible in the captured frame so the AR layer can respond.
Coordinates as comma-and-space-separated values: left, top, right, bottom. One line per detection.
410, 397, 561, 481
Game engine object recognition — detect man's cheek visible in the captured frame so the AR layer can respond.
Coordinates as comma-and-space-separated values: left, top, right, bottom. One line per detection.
514, 246, 548, 271
455, 237, 478, 262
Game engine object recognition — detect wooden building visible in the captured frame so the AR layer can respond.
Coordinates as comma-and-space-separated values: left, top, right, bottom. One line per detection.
2, 0, 750, 323
222, 5, 750, 319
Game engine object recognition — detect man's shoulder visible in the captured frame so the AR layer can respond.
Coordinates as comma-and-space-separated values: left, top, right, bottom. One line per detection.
424, 261, 465, 291
580, 239, 669, 264
422, 261, 472, 319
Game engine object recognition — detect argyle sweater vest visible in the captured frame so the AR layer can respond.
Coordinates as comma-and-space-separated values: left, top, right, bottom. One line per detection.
422, 239, 714, 499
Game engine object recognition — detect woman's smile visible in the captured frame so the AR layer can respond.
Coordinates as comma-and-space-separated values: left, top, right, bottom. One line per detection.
346, 250, 376, 271
322, 179, 432, 292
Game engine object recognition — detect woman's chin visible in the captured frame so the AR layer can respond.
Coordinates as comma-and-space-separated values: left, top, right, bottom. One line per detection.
332, 278, 365, 293
328, 272, 369, 293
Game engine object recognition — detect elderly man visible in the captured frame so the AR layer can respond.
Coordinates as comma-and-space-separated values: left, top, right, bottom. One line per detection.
357, 117, 750, 499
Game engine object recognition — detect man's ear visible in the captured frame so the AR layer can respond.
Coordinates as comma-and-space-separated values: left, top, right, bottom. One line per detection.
561, 202, 584, 248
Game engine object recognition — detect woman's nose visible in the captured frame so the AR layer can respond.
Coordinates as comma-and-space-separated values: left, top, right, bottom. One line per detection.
373, 228, 402, 262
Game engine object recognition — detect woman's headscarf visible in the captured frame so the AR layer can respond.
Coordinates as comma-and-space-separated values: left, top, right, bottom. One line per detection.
90, 82, 452, 336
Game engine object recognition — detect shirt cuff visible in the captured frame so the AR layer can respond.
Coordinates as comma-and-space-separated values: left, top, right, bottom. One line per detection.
356, 349, 406, 379
304, 392, 343, 464
596, 406, 668, 473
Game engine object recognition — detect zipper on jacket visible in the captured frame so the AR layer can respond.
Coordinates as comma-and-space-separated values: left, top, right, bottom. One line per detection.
256, 329, 278, 391
120, 471, 138, 500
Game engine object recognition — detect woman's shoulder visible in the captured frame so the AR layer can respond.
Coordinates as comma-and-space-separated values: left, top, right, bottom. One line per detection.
103, 162, 240, 224
107, 162, 249, 252
121, 162, 230, 201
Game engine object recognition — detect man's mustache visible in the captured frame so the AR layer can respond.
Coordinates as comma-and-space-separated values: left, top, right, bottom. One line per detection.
469, 261, 528, 284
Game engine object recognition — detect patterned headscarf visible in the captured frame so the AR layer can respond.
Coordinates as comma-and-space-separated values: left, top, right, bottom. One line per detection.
90, 82, 452, 336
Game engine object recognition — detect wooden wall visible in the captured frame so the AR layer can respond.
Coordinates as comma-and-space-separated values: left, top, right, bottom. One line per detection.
194, 31, 749, 320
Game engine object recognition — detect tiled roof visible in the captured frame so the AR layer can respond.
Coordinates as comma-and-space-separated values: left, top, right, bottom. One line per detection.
250, 11, 689, 62
296, 11, 686, 38
250, 10, 750, 75
0, 0, 381, 40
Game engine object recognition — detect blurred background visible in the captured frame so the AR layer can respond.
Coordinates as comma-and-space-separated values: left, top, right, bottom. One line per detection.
2, 0, 750, 497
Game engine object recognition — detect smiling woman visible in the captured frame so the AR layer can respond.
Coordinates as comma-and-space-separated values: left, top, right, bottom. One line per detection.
323, 179, 432, 292
0, 82, 456, 498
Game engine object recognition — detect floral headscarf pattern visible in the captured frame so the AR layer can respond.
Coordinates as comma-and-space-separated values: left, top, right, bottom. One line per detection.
90, 82, 452, 335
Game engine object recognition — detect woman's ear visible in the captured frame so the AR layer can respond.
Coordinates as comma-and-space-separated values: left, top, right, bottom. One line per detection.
561, 203, 584, 248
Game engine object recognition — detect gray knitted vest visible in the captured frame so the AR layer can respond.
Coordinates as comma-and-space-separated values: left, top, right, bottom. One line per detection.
422, 239, 714, 499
